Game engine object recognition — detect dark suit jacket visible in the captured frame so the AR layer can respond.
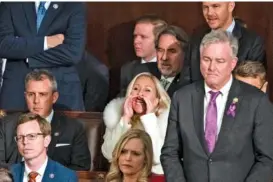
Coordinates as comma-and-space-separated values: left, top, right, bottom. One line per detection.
0, 2, 86, 111
186, 21, 266, 82
161, 79, 273, 182
0, 112, 90, 171
131, 62, 190, 98
11, 158, 77, 182
76, 52, 109, 112
120, 60, 142, 94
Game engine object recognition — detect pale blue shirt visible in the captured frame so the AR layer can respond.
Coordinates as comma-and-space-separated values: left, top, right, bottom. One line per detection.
226, 19, 235, 33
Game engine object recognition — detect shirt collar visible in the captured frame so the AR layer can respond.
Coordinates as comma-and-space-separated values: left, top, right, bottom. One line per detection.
161, 75, 175, 83
141, 57, 157, 64
25, 157, 48, 179
45, 110, 54, 123
204, 76, 233, 96
35, 2, 51, 11
226, 19, 235, 33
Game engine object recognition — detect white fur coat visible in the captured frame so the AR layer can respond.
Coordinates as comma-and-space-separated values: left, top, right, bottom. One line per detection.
101, 97, 170, 174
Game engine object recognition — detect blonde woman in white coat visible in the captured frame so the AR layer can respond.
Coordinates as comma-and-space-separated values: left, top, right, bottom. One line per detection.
102, 72, 171, 175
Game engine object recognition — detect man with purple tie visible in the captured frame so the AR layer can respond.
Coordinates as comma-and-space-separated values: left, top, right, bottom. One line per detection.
161, 30, 273, 182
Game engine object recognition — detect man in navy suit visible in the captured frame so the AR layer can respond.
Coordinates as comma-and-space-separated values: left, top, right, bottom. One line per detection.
11, 113, 77, 181
0, 2, 86, 111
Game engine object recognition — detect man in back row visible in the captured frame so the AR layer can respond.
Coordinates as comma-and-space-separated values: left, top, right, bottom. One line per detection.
120, 15, 167, 95
0, 69, 90, 170
186, 1, 265, 82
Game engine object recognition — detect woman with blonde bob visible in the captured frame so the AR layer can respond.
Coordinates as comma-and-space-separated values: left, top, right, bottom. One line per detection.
106, 129, 154, 182
102, 72, 170, 175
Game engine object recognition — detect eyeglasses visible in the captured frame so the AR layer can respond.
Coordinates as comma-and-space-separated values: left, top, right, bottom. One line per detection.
14, 133, 45, 143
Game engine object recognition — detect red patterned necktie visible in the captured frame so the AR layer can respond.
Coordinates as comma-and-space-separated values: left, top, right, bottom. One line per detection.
28, 171, 39, 182
205, 91, 220, 153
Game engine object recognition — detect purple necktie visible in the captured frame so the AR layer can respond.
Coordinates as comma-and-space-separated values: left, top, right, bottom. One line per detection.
205, 91, 220, 153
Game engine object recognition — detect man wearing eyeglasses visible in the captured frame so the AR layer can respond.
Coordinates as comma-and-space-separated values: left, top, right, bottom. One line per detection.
11, 113, 77, 181
0, 69, 90, 171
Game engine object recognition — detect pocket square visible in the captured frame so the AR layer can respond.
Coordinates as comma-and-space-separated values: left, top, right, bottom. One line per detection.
56, 143, 70, 147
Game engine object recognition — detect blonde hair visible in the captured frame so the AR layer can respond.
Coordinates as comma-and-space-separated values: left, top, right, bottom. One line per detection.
126, 72, 170, 117
106, 129, 153, 182
135, 14, 168, 40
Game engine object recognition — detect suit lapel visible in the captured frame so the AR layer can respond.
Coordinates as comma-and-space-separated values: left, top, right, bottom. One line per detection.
42, 159, 56, 181
232, 22, 242, 41
47, 113, 63, 157
213, 79, 243, 155
192, 81, 209, 156
23, 3, 37, 35
167, 73, 180, 96
38, 2, 64, 35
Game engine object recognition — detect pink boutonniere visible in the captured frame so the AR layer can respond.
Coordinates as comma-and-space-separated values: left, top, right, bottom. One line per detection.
226, 97, 238, 118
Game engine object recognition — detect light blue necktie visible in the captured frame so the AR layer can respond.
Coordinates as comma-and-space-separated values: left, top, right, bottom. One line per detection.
36, 2, 46, 31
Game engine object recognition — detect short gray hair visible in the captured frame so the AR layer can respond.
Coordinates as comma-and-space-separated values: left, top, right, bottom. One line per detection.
200, 30, 238, 59
25, 69, 58, 92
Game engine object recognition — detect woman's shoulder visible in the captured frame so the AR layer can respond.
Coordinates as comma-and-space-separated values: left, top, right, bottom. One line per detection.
103, 97, 125, 129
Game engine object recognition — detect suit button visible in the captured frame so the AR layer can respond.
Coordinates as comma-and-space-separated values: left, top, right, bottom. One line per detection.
209, 159, 212, 164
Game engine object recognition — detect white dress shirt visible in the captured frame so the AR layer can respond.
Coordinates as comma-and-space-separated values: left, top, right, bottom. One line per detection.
226, 19, 235, 33
203, 76, 233, 135
45, 109, 54, 123
23, 157, 48, 182
141, 57, 157, 64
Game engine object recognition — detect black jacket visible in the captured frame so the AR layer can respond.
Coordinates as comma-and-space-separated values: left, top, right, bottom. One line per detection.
186, 21, 266, 82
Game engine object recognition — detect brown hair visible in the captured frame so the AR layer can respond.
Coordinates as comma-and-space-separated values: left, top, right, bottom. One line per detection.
135, 14, 168, 40
155, 25, 189, 53
233, 61, 266, 82
16, 113, 51, 136
106, 129, 153, 182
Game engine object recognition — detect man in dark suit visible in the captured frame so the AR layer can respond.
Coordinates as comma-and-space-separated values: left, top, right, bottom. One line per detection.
0, 70, 90, 171
132, 25, 191, 98
161, 30, 273, 182
76, 51, 109, 112
186, 2, 265, 82
11, 113, 77, 181
0, 2, 86, 111
119, 15, 167, 96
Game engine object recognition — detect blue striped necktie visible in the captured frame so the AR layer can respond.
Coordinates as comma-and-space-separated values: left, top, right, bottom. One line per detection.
36, 2, 46, 31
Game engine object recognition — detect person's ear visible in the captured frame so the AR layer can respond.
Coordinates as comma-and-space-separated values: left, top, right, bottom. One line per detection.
52, 91, 59, 104
44, 135, 51, 148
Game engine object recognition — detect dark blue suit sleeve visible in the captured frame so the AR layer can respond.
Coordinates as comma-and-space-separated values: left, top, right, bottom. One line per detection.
28, 3, 86, 68
0, 3, 44, 59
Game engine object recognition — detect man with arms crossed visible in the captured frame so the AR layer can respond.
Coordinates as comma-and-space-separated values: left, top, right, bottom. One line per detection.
161, 31, 273, 182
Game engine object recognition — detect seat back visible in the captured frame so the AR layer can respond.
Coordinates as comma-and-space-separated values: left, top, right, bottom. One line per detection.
59, 111, 109, 171
77, 171, 106, 182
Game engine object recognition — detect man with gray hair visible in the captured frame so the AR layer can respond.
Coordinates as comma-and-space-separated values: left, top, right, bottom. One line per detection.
0, 69, 90, 171
161, 30, 273, 182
